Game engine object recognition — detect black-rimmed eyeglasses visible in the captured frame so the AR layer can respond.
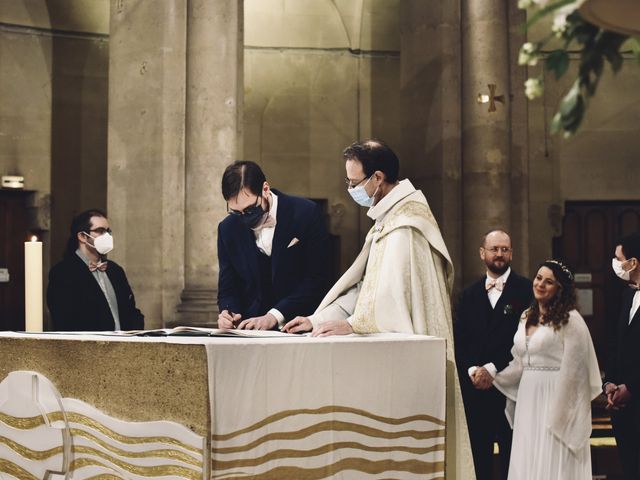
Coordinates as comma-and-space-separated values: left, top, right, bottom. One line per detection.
89, 227, 112, 235
227, 196, 261, 216
344, 176, 369, 189
485, 247, 512, 254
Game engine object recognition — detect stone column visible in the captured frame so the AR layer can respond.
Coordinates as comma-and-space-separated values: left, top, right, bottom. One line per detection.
175, 0, 243, 326
107, 0, 186, 329
461, 1, 512, 285
399, 1, 463, 291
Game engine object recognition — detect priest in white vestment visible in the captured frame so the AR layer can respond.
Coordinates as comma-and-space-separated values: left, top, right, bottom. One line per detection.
283, 139, 476, 480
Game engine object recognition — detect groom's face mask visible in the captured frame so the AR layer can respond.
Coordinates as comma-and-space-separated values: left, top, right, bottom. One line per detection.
227, 189, 269, 229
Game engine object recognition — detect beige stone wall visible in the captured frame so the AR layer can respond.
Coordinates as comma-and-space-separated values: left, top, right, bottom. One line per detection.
526, 56, 640, 273
4, 0, 640, 324
0, 26, 51, 194
0, 0, 109, 34
244, 0, 401, 272
0, 1, 110, 328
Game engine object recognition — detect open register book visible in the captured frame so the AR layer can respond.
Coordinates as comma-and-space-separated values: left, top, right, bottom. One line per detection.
124, 326, 303, 338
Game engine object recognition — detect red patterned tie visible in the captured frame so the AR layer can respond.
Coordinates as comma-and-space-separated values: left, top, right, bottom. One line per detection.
89, 261, 108, 272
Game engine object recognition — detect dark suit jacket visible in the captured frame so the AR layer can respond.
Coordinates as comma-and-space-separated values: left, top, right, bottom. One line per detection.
47, 253, 144, 331
455, 271, 533, 411
605, 288, 640, 419
217, 190, 331, 321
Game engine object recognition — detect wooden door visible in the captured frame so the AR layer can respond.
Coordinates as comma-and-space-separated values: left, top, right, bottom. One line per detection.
552, 201, 640, 367
0, 190, 33, 330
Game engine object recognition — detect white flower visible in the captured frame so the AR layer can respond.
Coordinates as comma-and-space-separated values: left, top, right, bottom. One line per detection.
552, 0, 588, 34
519, 0, 550, 7
552, 12, 569, 35
518, 42, 539, 66
525, 77, 544, 100
551, 5, 574, 35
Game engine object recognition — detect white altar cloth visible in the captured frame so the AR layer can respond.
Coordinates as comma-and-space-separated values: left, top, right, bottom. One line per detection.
0, 332, 446, 479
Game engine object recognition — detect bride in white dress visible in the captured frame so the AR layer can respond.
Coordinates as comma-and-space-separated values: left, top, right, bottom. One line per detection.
491, 260, 601, 480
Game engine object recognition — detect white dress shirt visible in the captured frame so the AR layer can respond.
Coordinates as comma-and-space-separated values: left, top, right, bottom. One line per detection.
75, 249, 121, 330
630, 290, 640, 325
486, 267, 511, 309
254, 191, 278, 256
251, 192, 285, 326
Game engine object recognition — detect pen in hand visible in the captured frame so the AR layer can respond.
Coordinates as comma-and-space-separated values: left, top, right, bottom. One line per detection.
224, 308, 241, 329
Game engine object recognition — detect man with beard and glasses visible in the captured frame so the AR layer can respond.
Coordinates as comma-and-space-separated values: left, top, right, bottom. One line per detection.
454, 230, 532, 480
216, 160, 331, 330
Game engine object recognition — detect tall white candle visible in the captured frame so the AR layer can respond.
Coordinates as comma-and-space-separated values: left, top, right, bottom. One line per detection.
25, 236, 43, 332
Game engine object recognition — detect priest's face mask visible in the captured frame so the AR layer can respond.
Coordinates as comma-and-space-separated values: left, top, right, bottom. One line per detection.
480, 231, 512, 276
345, 160, 381, 208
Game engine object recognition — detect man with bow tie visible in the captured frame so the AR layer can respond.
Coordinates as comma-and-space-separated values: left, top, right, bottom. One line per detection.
216, 161, 331, 330
454, 229, 532, 480
47, 209, 144, 331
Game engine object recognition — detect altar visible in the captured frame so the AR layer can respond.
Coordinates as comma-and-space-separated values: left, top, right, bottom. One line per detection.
0, 332, 446, 479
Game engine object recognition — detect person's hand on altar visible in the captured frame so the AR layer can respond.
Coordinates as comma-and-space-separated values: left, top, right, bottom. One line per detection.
312, 319, 353, 337
282, 316, 313, 333
218, 310, 242, 329
237, 313, 278, 330
471, 366, 494, 390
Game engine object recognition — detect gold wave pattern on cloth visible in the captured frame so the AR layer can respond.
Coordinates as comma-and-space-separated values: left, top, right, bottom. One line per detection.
71, 429, 201, 465
0, 433, 200, 466
0, 411, 204, 479
84, 476, 123, 480
0, 410, 201, 453
69, 457, 201, 480
211, 405, 445, 441
0, 434, 63, 460
213, 421, 444, 454
0, 459, 39, 480
211, 406, 445, 479
213, 441, 445, 469
210, 458, 445, 480
0, 438, 202, 480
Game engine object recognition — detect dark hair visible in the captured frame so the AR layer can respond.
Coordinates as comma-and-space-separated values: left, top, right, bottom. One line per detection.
342, 139, 399, 183
221, 161, 266, 201
526, 259, 577, 331
64, 209, 107, 258
617, 232, 640, 261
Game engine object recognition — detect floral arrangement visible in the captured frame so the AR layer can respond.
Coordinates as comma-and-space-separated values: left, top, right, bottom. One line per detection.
518, 0, 640, 137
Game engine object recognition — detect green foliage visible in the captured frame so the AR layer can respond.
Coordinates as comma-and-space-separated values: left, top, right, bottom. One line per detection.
523, 5, 631, 137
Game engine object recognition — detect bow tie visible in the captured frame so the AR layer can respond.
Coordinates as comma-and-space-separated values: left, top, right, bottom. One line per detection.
89, 261, 108, 272
486, 278, 504, 292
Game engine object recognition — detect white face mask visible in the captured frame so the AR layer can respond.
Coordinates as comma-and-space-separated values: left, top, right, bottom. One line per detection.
612, 257, 634, 281
347, 176, 379, 208
85, 232, 114, 255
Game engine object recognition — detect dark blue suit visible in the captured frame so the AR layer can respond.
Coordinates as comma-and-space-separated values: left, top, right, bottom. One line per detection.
454, 271, 532, 480
217, 190, 331, 322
